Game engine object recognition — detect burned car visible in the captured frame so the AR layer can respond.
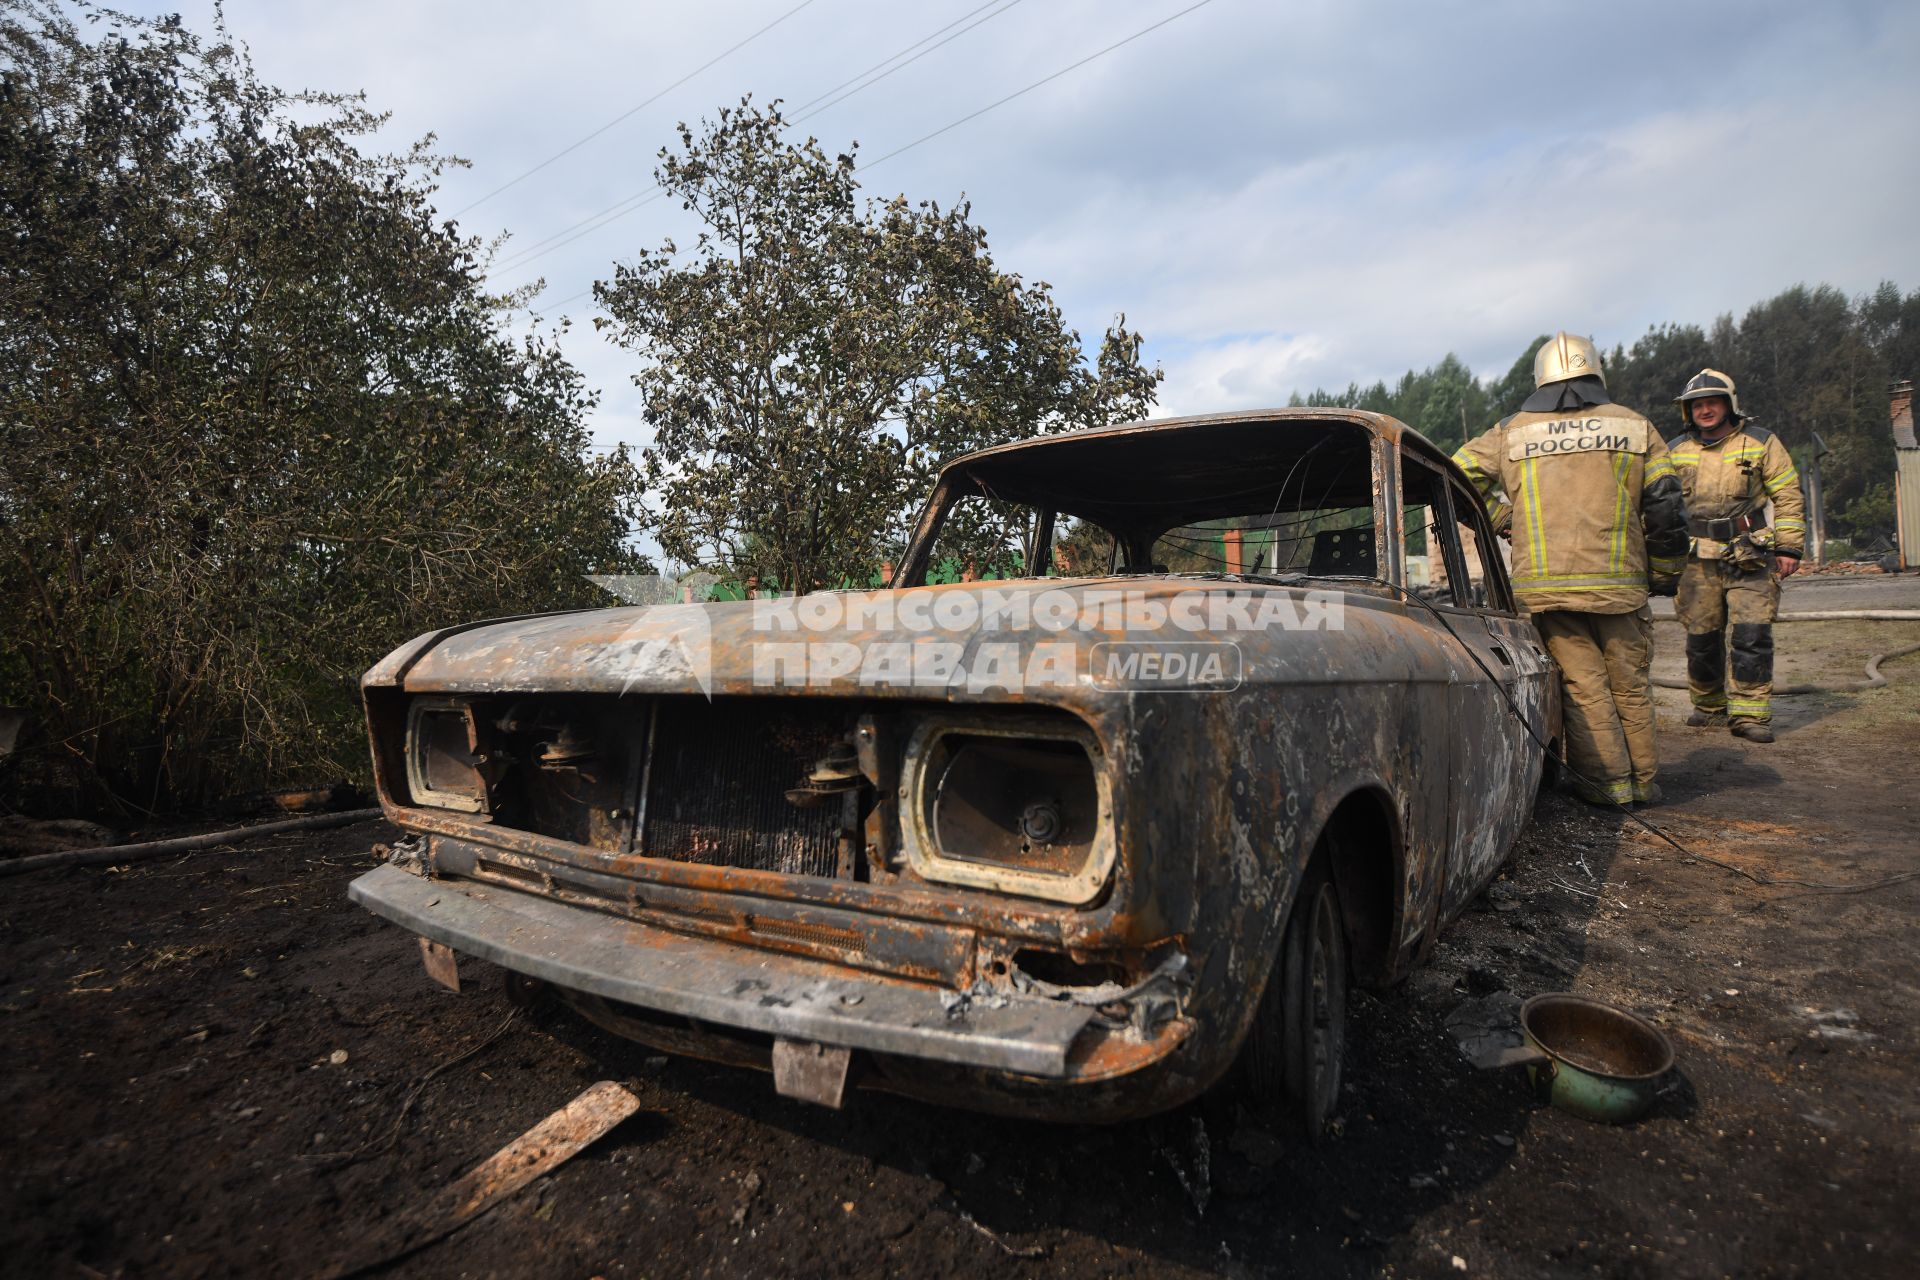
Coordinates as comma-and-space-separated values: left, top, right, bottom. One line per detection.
350, 410, 1559, 1130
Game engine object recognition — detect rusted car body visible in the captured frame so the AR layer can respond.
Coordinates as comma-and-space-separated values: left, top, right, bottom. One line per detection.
349, 409, 1560, 1124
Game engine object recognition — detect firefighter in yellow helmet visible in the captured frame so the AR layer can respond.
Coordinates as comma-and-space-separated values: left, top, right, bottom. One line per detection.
1667, 369, 1804, 743
1453, 333, 1690, 807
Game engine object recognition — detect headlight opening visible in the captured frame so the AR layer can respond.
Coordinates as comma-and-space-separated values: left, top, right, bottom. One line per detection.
904, 716, 1114, 903
405, 698, 490, 813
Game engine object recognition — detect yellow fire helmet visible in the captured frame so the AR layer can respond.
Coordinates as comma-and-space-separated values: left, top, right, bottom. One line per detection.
1673, 367, 1746, 421
1532, 331, 1605, 387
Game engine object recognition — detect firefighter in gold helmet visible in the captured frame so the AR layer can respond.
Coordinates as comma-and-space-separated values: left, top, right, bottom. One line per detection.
1453, 333, 1690, 807
1667, 369, 1804, 743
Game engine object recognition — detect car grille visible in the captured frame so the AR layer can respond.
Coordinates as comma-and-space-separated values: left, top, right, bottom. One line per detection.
640, 698, 848, 878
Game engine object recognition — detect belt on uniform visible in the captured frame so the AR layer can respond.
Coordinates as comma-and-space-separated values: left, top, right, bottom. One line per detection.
1690, 514, 1762, 541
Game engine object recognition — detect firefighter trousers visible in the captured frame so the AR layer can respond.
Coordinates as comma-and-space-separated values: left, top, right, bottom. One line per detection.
1676, 558, 1779, 724
1532, 607, 1658, 805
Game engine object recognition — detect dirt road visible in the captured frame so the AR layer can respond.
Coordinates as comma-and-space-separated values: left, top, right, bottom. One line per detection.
5, 578, 1916, 1279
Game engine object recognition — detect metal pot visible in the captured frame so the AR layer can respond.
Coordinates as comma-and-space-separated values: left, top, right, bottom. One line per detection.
1486, 993, 1675, 1124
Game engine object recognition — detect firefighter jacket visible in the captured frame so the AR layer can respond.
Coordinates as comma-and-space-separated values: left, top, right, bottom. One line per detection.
1665, 422, 1805, 560
1453, 400, 1690, 614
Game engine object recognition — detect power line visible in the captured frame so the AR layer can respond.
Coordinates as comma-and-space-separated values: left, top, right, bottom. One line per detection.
788, 0, 1023, 123
492, 187, 669, 276
518, 0, 1217, 310
860, 0, 1214, 171
452, 0, 822, 218
537, 286, 598, 313
787, 0, 1007, 115
490, 0, 1024, 280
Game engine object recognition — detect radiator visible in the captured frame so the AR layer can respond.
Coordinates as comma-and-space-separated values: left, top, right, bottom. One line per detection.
640, 699, 848, 878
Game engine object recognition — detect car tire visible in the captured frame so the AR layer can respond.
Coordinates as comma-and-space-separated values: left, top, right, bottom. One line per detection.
1238, 859, 1349, 1142
1538, 737, 1564, 794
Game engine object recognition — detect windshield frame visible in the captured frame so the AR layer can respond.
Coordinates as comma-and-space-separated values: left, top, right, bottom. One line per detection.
895, 412, 1399, 588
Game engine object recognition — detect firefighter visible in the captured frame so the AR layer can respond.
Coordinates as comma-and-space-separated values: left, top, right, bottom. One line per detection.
1454, 333, 1690, 807
1667, 369, 1805, 743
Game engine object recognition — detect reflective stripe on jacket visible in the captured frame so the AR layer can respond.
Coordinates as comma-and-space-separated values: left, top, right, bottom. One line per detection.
1453, 401, 1686, 614
1665, 423, 1806, 559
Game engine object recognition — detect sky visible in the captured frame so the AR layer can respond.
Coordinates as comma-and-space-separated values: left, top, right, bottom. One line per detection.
110, 0, 1920, 455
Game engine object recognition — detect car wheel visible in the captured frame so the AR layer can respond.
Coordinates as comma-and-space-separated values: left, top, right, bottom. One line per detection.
1239, 861, 1349, 1141
1538, 737, 1564, 794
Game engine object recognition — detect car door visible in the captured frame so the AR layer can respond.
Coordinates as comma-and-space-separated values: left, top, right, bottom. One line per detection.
1398, 456, 1516, 916
1439, 472, 1554, 913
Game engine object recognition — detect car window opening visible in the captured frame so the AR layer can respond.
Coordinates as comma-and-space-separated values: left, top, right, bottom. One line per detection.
915, 419, 1379, 583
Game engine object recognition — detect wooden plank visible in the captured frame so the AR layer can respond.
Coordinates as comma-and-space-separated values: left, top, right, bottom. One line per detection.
317, 1080, 641, 1278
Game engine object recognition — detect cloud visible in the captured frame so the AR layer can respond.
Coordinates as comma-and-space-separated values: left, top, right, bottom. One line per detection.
1016, 72, 1920, 413
1155, 333, 1334, 415
104, 0, 1920, 440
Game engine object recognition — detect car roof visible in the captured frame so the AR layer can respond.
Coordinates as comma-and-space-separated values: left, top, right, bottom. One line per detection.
935, 408, 1451, 533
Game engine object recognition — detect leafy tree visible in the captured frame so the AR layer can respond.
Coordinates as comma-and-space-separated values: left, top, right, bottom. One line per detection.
1485, 336, 1549, 415
1603, 323, 1717, 426
1295, 355, 1490, 452
1386, 352, 1488, 452
1296, 380, 1392, 413
1861, 280, 1920, 387
1722, 285, 1896, 531
1604, 285, 1915, 541
0, 2, 645, 812
595, 100, 1160, 593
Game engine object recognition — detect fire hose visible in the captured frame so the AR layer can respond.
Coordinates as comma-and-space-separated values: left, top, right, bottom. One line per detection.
1651, 609, 1920, 694
0, 808, 383, 877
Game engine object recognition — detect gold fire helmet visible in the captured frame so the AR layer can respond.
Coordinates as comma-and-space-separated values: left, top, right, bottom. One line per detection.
1673, 368, 1745, 421
1532, 331, 1605, 388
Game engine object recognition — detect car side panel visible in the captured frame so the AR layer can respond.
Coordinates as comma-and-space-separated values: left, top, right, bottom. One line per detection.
1108, 595, 1465, 1092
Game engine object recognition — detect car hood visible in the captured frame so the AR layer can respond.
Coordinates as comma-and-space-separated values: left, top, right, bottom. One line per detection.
367, 577, 1425, 703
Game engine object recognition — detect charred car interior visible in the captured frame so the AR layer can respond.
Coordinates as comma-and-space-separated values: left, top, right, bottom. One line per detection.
351, 409, 1561, 1130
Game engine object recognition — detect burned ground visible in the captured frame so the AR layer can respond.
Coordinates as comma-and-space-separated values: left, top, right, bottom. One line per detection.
3, 583, 1915, 1279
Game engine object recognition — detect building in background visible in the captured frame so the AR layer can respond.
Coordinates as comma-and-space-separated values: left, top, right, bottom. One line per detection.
1895, 380, 1918, 572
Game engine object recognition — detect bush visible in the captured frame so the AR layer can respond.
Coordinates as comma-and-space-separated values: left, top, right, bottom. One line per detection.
0, 4, 645, 813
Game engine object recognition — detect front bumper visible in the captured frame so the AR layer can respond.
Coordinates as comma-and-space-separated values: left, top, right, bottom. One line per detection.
348, 863, 1099, 1077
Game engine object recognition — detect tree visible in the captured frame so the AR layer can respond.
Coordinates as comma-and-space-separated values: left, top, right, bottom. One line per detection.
0, 2, 646, 812
1387, 352, 1488, 452
1723, 285, 1895, 530
1861, 280, 1920, 388
595, 100, 1161, 592
1600, 285, 1914, 541
1485, 336, 1549, 416
1289, 283, 1920, 545
1604, 323, 1718, 427
1296, 356, 1490, 451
